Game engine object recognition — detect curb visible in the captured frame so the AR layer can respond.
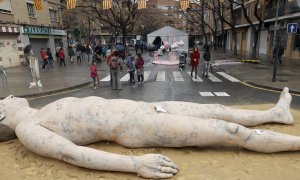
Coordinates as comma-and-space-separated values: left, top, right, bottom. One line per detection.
0, 81, 92, 99
245, 81, 300, 95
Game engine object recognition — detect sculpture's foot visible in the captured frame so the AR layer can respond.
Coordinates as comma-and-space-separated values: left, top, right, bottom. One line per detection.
29, 82, 37, 88
271, 87, 294, 124
37, 80, 43, 87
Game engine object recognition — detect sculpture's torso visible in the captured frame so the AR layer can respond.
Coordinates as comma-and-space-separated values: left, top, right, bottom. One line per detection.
32, 97, 154, 145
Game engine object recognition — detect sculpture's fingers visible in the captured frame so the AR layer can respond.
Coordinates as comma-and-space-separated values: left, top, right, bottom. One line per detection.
155, 172, 174, 179
160, 166, 178, 174
159, 155, 173, 162
161, 160, 179, 170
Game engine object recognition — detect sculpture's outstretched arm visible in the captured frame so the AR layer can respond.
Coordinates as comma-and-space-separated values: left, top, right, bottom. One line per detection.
15, 121, 179, 179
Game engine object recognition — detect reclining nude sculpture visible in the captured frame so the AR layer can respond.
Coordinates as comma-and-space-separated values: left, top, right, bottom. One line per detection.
0, 87, 297, 179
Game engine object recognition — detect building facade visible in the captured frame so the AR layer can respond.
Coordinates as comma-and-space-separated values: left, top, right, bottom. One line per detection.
200, 0, 300, 59
0, 0, 67, 68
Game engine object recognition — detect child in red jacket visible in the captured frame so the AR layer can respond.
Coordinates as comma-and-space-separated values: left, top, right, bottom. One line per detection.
90, 62, 100, 89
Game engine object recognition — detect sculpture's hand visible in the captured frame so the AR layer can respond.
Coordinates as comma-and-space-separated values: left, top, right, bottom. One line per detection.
136, 154, 179, 179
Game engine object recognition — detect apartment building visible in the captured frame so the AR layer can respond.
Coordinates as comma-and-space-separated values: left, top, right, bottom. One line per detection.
204, 0, 300, 59
0, 0, 67, 68
147, 0, 185, 30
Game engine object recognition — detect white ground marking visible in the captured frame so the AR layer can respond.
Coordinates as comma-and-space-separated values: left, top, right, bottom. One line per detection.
144, 71, 151, 81
217, 72, 240, 82
173, 71, 184, 81
214, 92, 230, 96
186, 72, 203, 82
100, 75, 111, 81
156, 71, 165, 81
208, 73, 222, 82
199, 92, 214, 96
120, 73, 130, 81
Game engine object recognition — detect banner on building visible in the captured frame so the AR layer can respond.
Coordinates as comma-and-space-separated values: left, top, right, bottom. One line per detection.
67, 0, 76, 10
34, 0, 43, 11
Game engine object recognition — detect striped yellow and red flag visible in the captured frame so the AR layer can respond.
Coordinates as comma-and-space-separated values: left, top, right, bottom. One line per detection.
34, 0, 43, 11
180, 0, 189, 11
138, 0, 146, 9
103, 0, 112, 10
67, 0, 76, 10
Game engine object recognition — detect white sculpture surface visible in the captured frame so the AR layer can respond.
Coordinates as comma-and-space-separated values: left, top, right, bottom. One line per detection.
0, 87, 297, 179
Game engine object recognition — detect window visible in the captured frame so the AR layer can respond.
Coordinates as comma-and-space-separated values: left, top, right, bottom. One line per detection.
49, 9, 57, 21
27, 3, 35, 17
0, 0, 12, 13
293, 29, 300, 51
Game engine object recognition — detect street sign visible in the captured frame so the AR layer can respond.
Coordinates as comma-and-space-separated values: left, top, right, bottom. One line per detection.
287, 23, 298, 33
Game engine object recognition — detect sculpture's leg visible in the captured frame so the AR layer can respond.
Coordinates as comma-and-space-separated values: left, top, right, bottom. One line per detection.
158, 87, 293, 126
15, 121, 178, 179
117, 113, 300, 153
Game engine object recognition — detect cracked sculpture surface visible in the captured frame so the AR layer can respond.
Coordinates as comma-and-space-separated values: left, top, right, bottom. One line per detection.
0, 87, 297, 179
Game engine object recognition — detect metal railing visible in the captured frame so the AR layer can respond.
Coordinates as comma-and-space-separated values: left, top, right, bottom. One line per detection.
264, 1, 300, 19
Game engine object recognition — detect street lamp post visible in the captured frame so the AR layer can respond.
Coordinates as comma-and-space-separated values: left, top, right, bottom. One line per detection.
272, 0, 280, 82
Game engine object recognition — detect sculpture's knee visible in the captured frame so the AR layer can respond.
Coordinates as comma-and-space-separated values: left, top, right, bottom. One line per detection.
226, 123, 240, 134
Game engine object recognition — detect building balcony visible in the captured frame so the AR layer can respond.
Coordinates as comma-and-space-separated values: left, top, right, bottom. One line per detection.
264, 1, 300, 20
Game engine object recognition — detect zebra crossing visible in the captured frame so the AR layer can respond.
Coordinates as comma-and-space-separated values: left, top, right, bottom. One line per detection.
100, 71, 240, 83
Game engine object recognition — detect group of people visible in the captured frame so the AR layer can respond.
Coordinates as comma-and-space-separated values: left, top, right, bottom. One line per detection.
90, 50, 145, 90
190, 45, 211, 78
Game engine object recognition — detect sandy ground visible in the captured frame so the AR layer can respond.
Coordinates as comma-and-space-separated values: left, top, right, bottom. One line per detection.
1, 104, 300, 180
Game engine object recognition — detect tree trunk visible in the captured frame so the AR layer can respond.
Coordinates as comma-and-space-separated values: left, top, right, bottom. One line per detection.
252, 30, 259, 59
232, 28, 238, 55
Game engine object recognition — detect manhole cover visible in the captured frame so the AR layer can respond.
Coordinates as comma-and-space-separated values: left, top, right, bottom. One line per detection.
278, 80, 289, 82
277, 73, 292, 76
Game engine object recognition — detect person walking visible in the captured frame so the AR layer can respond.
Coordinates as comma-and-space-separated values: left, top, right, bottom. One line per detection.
135, 53, 144, 84
86, 44, 93, 65
102, 46, 107, 58
273, 44, 285, 65
90, 61, 100, 89
55, 45, 60, 63
190, 47, 200, 78
46, 48, 54, 68
58, 47, 66, 67
75, 48, 82, 64
40, 48, 48, 70
202, 45, 211, 77
95, 44, 102, 63
108, 51, 123, 90
125, 53, 135, 87
68, 45, 75, 63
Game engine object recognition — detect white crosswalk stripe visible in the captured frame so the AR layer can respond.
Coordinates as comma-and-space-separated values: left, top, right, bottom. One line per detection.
173, 71, 184, 81
101, 71, 239, 83
186, 72, 203, 82
208, 73, 222, 82
156, 71, 165, 81
144, 71, 151, 81
217, 72, 240, 82
100, 74, 111, 81
199, 92, 231, 97
120, 74, 130, 81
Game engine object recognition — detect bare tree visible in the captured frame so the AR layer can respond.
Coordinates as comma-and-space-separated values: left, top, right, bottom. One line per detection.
232, 0, 264, 59
76, 0, 140, 46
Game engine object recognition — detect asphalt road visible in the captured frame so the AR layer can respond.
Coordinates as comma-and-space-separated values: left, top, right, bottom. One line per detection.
28, 62, 300, 110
